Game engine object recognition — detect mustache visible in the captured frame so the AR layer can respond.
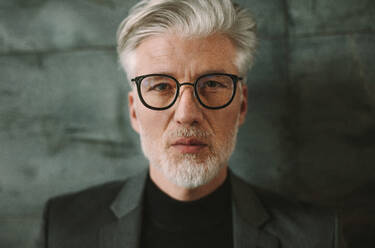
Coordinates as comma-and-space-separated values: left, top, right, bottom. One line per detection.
166, 127, 213, 139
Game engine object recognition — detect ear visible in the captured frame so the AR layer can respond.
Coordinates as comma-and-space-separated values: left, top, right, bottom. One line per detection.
238, 84, 248, 126
128, 90, 140, 133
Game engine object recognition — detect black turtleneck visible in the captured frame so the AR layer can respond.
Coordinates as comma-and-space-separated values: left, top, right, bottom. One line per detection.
140, 175, 233, 248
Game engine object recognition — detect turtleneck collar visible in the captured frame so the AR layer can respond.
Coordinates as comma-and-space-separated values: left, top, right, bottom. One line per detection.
143, 175, 232, 232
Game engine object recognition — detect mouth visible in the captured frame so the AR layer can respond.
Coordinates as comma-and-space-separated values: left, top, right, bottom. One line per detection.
171, 138, 208, 154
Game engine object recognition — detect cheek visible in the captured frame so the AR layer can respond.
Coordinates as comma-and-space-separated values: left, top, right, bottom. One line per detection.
209, 110, 240, 139
136, 108, 168, 143
218, 99, 242, 126
138, 115, 158, 138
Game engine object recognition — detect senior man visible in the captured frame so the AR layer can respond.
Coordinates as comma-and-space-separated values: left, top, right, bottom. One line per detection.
38, 0, 346, 247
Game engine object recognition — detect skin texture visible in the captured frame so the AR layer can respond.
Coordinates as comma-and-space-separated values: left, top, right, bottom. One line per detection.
128, 33, 248, 201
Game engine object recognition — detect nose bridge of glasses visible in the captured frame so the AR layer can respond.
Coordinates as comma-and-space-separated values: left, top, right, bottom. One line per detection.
178, 82, 196, 97
179, 82, 195, 87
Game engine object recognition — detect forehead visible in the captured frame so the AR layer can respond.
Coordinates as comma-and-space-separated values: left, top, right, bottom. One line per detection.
133, 33, 239, 77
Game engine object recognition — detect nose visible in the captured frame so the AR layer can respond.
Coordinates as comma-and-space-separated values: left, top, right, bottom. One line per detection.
173, 85, 203, 126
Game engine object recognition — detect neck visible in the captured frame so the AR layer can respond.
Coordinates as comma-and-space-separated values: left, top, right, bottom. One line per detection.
149, 165, 228, 202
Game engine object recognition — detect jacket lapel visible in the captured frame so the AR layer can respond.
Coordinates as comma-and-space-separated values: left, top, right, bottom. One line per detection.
230, 172, 279, 248
100, 169, 148, 248
99, 169, 279, 248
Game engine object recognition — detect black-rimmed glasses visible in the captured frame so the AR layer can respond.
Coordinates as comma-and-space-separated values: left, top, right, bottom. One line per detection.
131, 73, 242, 110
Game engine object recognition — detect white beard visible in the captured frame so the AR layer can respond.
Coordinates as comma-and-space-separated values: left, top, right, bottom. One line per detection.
139, 117, 240, 189
158, 150, 221, 188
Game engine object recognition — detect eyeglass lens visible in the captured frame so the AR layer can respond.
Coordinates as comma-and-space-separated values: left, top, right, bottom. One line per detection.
139, 74, 235, 109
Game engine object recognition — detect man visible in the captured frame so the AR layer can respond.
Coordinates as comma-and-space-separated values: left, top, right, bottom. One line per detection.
38, 0, 345, 247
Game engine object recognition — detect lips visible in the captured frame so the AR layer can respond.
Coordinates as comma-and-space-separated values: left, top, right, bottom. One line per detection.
172, 138, 206, 146
171, 138, 208, 153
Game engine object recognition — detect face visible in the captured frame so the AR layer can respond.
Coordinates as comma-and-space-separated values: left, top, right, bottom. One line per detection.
127, 33, 248, 188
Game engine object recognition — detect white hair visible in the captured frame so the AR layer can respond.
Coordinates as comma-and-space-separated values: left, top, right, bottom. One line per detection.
117, 0, 257, 81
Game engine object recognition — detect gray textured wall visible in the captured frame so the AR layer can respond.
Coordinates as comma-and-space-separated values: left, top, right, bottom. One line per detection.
1, 0, 374, 247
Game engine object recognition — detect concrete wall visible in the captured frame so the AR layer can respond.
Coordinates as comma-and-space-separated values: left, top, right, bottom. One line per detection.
0, 0, 374, 247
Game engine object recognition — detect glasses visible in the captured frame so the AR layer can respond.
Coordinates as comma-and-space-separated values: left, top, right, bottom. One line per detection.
131, 73, 242, 110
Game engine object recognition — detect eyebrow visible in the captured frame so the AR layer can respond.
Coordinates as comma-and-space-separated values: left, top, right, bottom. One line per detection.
148, 69, 232, 79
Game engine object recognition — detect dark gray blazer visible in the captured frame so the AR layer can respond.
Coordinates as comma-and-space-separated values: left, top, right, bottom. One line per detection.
39, 169, 346, 248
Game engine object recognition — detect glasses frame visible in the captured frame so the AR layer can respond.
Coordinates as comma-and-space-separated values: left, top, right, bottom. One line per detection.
131, 73, 242, 111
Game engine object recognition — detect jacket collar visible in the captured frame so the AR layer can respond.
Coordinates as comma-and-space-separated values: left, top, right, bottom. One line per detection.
229, 171, 279, 248
100, 169, 148, 248
229, 171, 270, 227
109, 168, 270, 222
102, 168, 279, 248
110, 168, 148, 219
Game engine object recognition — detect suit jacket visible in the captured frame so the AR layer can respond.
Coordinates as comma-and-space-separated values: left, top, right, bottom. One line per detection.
39, 168, 345, 248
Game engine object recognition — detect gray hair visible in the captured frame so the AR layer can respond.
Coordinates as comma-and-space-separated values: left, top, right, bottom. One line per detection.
117, 0, 257, 81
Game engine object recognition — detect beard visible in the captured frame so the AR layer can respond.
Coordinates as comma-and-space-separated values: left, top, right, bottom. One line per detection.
139, 117, 240, 189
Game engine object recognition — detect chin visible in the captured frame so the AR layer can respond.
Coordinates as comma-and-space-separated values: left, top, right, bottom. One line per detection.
158, 152, 225, 189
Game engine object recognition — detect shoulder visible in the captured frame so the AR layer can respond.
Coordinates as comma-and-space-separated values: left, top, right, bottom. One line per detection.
46, 169, 148, 221
41, 180, 127, 248
47, 180, 125, 215
230, 172, 340, 247
257, 187, 340, 247
47, 168, 148, 214
42, 170, 148, 247
256, 186, 335, 229
230, 172, 334, 224
44, 179, 127, 235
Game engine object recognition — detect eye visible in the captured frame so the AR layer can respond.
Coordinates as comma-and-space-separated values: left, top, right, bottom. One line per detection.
149, 83, 171, 91
201, 80, 226, 88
